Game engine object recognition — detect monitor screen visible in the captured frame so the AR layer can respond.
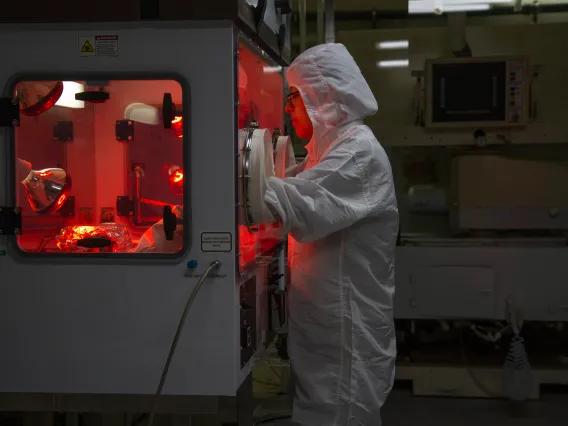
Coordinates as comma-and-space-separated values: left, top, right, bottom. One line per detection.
430, 61, 506, 123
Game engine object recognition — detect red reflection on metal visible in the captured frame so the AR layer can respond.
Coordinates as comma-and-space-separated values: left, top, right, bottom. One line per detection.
287, 234, 296, 269
236, 42, 284, 271
57, 224, 132, 253
57, 226, 101, 250
27, 192, 67, 214
54, 194, 67, 210
238, 222, 283, 271
239, 225, 257, 270
21, 81, 64, 117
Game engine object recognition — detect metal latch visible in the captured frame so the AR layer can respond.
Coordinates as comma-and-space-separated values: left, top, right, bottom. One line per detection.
0, 207, 22, 235
0, 97, 20, 127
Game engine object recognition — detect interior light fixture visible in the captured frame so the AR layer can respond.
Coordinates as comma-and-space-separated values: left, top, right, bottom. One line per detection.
263, 66, 283, 73
410, 3, 490, 13
55, 81, 85, 109
408, 0, 513, 14
446, 0, 514, 6
377, 59, 410, 68
376, 40, 410, 50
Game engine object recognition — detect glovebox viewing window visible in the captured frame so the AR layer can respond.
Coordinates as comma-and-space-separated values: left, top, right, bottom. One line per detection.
237, 43, 284, 271
13, 79, 185, 254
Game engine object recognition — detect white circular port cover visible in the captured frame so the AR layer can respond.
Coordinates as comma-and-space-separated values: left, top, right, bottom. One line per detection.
238, 128, 275, 226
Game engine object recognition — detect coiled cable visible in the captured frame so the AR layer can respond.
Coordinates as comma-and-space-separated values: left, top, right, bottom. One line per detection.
502, 334, 533, 401
501, 300, 533, 401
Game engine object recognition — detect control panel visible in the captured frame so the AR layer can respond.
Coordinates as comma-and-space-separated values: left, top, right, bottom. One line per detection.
505, 59, 528, 124
424, 55, 530, 128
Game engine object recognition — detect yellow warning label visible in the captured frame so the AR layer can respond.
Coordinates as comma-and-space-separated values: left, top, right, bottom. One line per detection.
81, 40, 94, 53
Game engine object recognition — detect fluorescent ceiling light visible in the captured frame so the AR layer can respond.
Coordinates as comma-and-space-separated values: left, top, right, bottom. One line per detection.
446, 0, 512, 3
410, 3, 490, 12
377, 59, 410, 68
441, 4, 491, 10
408, 0, 512, 13
376, 40, 409, 50
55, 81, 85, 109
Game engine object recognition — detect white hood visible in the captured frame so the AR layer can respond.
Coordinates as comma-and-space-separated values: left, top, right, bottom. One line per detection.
286, 43, 378, 161
265, 45, 398, 426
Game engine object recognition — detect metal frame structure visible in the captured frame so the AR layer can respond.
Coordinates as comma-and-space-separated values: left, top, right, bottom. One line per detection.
0, 1, 292, 424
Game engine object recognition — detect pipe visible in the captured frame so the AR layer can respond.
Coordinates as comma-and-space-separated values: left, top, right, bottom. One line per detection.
134, 166, 142, 225
141, 198, 172, 208
292, 6, 568, 49
448, 12, 471, 56
317, 0, 325, 44
299, 0, 307, 52
324, 0, 335, 43
299, 4, 568, 22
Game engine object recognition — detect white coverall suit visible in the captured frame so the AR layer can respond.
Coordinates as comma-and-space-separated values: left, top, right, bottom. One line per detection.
264, 43, 399, 426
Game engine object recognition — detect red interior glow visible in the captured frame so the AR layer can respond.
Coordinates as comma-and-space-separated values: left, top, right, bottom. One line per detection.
167, 166, 184, 196
236, 42, 285, 271
20, 81, 64, 117
239, 225, 257, 270
54, 194, 67, 210
14, 78, 184, 254
57, 224, 132, 253
171, 170, 183, 183
172, 115, 183, 139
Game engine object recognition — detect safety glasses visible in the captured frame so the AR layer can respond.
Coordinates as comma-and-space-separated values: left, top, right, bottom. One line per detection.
286, 91, 301, 109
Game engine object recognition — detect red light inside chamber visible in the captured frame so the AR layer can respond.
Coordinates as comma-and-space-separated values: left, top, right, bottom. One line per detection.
167, 166, 184, 196
20, 81, 64, 117
239, 225, 257, 270
171, 170, 183, 183
57, 224, 133, 253
172, 115, 183, 139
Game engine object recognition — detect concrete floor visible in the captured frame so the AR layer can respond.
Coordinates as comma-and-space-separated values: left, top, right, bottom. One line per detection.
255, 388, 568, 426
0, 388, 565, 426
254, 346, 568, 426
382, 389, 568, 426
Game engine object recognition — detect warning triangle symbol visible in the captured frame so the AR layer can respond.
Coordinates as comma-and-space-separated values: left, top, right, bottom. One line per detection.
81, 40, 94, 53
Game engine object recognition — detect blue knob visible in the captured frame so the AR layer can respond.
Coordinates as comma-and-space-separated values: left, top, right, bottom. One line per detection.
186, 259, 198, 269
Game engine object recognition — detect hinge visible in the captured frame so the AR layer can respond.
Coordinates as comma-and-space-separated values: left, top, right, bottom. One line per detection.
0, 206, 22, 235
0, 97, 20, 127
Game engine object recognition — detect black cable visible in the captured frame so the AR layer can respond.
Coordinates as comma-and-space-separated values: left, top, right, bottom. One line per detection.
254, 414, 292, 426
130, 414, 148, 426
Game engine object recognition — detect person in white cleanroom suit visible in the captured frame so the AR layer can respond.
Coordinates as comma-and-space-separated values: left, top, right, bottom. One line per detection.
261, 43, 399, 426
